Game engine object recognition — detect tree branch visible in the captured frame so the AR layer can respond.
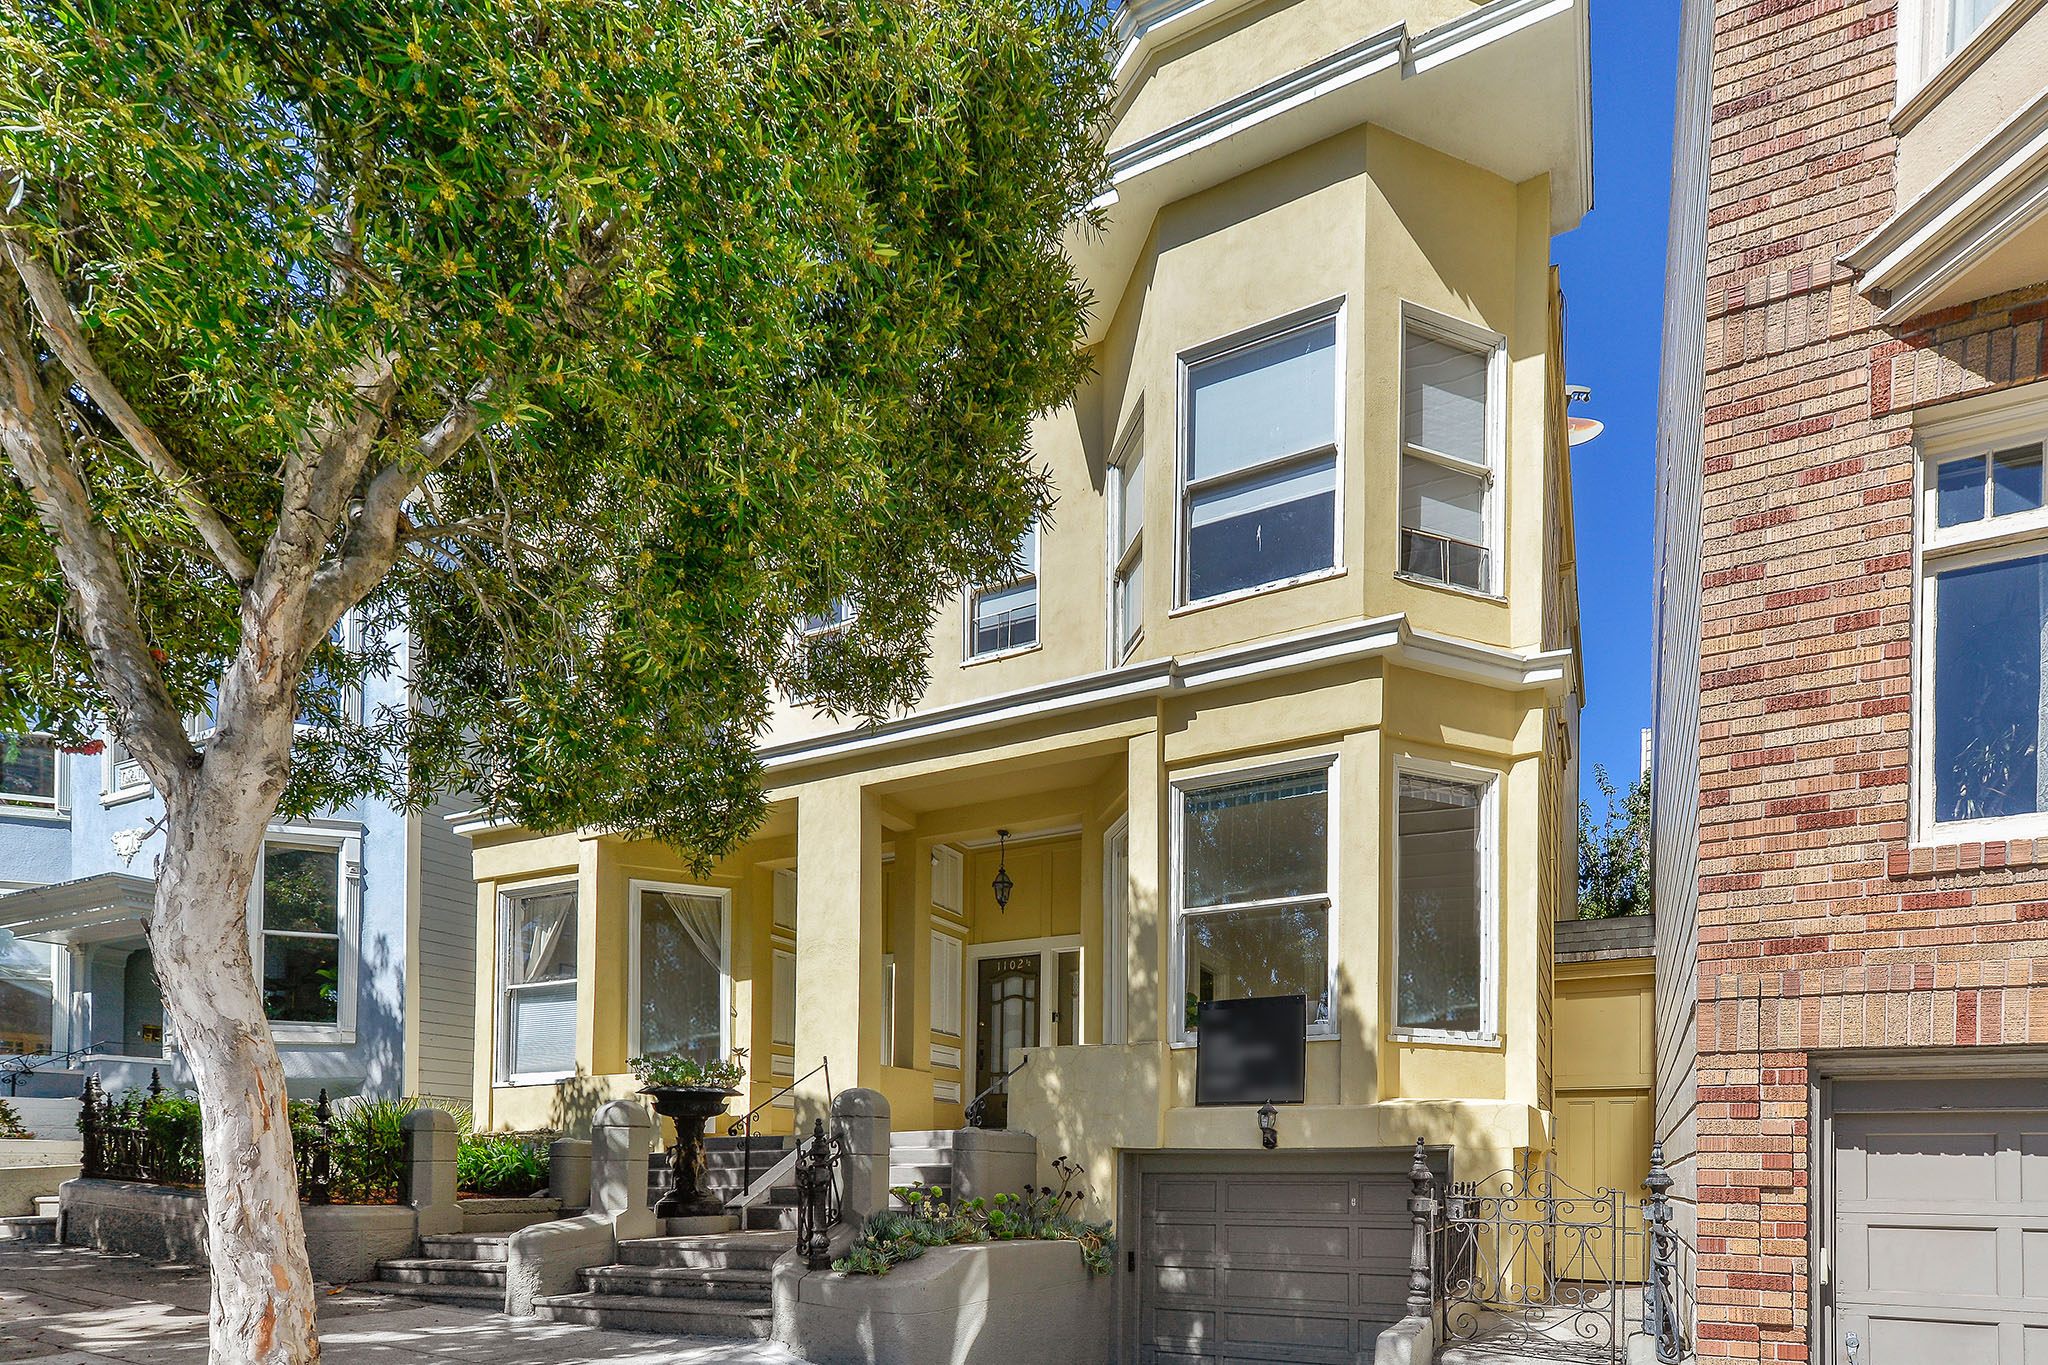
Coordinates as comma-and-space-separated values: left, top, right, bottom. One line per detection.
0, 277, 197, 791
3, 237, 259, 589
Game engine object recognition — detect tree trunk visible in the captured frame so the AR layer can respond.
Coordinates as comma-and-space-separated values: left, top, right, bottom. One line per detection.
152, 706, 319, 1365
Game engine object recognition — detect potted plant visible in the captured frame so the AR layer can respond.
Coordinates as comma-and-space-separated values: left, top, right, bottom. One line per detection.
632, 1050, 746, 1218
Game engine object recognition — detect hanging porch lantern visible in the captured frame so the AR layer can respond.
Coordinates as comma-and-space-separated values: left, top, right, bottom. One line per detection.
991, 829, 1013, 911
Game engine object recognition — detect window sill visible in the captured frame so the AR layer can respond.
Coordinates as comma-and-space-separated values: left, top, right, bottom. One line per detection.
1394, 570, 1506, 605
1389, 1029, 1501, 1050
962, 641, 1043, 669
499, 1071, 577, 1088
271, 1027, 354, 1048
1170, 566, 1346, 619
0, 804, 69, 824
1889, 832, 2048, 878
102, 788, 151, 808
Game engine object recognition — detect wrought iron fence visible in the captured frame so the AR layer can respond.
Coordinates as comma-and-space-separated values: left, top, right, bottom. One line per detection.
78, 1071, 335, 1204
1402, 1139, 1694, 1365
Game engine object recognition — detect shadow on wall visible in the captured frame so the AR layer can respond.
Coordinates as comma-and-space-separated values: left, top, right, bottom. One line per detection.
545, 1069, 649, 1140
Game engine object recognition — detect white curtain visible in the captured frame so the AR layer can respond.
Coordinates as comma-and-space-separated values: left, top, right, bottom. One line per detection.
514, 893, 574, 984
652, 891, 723, 975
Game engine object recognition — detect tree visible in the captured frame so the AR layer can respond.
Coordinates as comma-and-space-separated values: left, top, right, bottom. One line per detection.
1577, 764, 1650, 919
0, 3, 1112, 1360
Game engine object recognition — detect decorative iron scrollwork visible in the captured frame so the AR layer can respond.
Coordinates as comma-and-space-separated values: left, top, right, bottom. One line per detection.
793, 1117, 844, 1270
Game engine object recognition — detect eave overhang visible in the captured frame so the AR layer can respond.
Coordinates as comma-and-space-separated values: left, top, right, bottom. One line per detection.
1844, 88, 2048, 324
0, 872, 156, 943
1072, 0, 1594, 346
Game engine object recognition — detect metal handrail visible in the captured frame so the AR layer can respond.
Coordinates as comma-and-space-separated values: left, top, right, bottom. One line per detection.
726, 1059, 831, 1203
2, 1041, 109, 1096
964, 1054, 1029, 1129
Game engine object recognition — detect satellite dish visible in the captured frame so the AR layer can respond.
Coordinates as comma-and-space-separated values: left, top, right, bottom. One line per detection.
1568, 416, 1604, 446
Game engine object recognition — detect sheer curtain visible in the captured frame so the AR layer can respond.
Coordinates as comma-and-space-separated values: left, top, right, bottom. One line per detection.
640, 890, 725, 1063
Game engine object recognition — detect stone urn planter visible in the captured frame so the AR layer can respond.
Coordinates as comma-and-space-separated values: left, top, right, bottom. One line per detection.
640, 1085, 740, 1218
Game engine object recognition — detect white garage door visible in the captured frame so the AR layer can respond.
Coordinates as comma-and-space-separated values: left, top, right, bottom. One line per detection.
1136, 1156, 1418, 1363
1831, 1077, 2048, 1365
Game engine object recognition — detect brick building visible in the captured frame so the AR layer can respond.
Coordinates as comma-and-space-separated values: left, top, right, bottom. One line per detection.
1655, 0, 2048, 1361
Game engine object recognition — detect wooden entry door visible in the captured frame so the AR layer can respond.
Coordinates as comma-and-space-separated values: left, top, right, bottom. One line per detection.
1553, 1088, 1652, 1280
969, 940, 1080, 1127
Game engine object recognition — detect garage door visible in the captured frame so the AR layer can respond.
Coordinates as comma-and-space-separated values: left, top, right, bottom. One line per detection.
1137, 1157, 1417, 1363
1831, 1078, 2048, 1365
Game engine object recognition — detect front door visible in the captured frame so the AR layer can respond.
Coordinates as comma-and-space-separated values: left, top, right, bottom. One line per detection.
970, 943, 1080, 1128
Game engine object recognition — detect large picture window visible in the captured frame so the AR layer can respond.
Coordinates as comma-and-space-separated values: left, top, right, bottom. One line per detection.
1921, 422, 2048, 829
1399, 316, 1500, 594
0, 936, 55, 1057
258, 843, 344, 1026
631, 883, 728, 1065
1174, 765, 1334, 1041
500, 885, 578, 1082
1394, 770, 1494, 1039
1180, 317, 1340, 605
967, 522, 1039, 659
1, 735, 57, 809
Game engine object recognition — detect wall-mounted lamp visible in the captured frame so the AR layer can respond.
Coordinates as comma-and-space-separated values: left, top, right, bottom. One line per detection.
991, 830, 1013, 911
1257, 1100, 1279, 1150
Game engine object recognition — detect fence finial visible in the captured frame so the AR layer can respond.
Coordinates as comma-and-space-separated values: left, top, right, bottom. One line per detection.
80, 1074, 102, 1179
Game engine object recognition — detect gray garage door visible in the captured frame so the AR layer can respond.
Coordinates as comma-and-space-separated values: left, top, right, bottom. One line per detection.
1832, 1078, 2048, 1365
1137, 1157, 1414, 1363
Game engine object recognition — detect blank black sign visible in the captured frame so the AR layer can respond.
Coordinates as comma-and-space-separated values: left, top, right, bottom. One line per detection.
1194, 995, 1307, 1107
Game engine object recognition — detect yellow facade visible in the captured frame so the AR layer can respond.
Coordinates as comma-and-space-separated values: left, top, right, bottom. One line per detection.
463, 0, 1592, 1225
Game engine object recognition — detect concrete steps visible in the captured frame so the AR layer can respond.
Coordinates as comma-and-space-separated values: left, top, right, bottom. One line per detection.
533, 1230, 792, 1336
888, 1129, 958, 1208
364, 1231, 508, 1306
0, 1215, 55, 1243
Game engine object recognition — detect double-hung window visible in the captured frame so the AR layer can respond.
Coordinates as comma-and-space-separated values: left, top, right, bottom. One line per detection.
1110, 432, 1144, 658
1393, 769, 1496, 1040
967, 523, 1039, 659
1174, 764, 1334, 1042
1, 735, 57, 809
630, 882, 729, 1066
257, 842, 346, 1028
500, 885, 578, 1082
1180, 315, 1340, 605
1919, 416, 2048, 831
1399, 314, 1501, 594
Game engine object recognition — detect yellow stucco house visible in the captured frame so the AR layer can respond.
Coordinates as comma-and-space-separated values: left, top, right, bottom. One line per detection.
460, 0, 1593, 1354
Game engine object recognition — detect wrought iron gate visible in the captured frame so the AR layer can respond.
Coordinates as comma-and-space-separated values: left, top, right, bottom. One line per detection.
1404, 1141, 1695, 1364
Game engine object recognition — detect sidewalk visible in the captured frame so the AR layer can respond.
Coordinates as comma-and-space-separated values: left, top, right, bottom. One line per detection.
0, 1243, 808, 1364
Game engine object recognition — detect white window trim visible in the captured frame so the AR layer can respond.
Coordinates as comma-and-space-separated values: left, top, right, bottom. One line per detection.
801, 598, 857, 637
625, 878, 732, 1065
1107, 408, 1146, 666
1911, 392, 2048, 843
102, 736, 151, 805
1173, 302, 1347, 613
1, 733, 64, 815
296, 609, 362, 733
963, 936, 1084, 1093
1396, 303, 1508, 601
1167, 754, 1340, 1049
1388, 756, 1500, 1047
1895, 0, 2031, 115
249, 826, 361, 1046
497, 879, 580, 1086
963, 520, 1042, 664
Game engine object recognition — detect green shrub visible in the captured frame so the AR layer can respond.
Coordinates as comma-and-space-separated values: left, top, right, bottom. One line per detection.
324, 1096, 426, 1204
628, 1050, 747, 1090
0, 1098, 33, 1140
457, 1131, 550, 1197
837, 1157, 1116, 1277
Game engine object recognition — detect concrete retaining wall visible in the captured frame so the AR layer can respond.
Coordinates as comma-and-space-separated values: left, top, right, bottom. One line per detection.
304, 1203, 418, 1283
59, 1179, 427, 1282
0, 1139, 82, 1168
949, 1129, 1037, 1206
456, 1196, 561, 1233
0, 1163, 78, 1217
774, 1239, 1111, 1365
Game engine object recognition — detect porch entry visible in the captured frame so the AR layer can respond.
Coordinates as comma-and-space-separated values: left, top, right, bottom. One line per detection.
968, 937, 1079, 1128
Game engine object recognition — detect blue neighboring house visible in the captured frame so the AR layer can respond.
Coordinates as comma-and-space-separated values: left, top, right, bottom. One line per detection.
0, 630, 477, 1106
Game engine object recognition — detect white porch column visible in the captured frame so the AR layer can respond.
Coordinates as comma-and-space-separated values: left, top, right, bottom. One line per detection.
793, 778, 885, 1120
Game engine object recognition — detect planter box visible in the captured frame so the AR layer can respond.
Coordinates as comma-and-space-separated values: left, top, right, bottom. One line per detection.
774, 1239, 1111, 1365
59, 1178, 420, 1282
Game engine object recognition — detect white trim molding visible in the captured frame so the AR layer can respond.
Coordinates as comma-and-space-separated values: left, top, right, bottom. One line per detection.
1844, 87, 2048, 322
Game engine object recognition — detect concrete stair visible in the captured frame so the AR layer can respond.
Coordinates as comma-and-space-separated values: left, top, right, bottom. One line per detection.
650, 1134, 798, 1231
364, 1233, 507, 1306
0, 1196, 57, 1244
532, 1230, 790, 1336
888, 1128, 958, 1208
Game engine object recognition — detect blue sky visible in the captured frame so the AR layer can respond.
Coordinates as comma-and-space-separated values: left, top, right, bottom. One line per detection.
1553, 0, 1679, 797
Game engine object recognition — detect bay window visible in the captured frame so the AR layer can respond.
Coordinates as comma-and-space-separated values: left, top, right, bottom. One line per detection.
1111, 432, 1144, 657
257, 842, 344, 1027
1181, 315, 1340, 605
967, 523, 1039, 659
1174, 764, 1334, 1042
500, 884, 578, 1082
1394, 769, 1495, 1040
1920, 419, 2048, 830
1399, 315, 1501, 594
1, 735, 57, 809
630, 882, 728, 1065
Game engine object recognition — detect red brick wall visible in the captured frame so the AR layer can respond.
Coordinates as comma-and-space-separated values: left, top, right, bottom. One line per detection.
1700, 2, 2048, 1362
